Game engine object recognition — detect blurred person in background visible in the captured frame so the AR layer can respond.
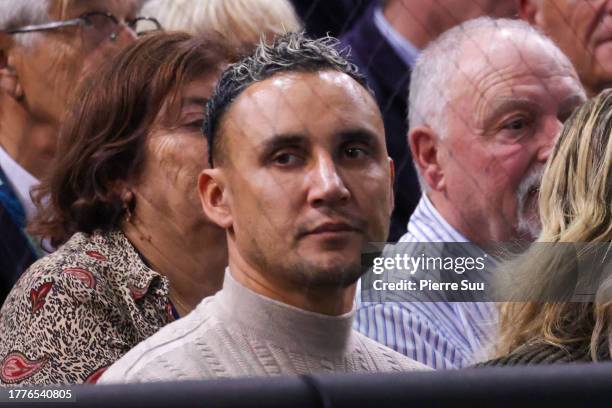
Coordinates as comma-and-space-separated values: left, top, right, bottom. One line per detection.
341, 0, 517, 241
0, 0, 149, 305
100, 33, 426, 384
355, 17, 586, 369
520, 0, 612, 97
480, 89, 612, 366
0, 32, 228, 385
289, 0, 371, 38
141, 0, 301, 52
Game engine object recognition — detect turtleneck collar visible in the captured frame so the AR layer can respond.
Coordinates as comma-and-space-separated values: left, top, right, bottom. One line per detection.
214, 268, 356, 356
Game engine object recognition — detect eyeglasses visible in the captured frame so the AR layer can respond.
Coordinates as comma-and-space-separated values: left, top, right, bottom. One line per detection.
3, 12, 162, 48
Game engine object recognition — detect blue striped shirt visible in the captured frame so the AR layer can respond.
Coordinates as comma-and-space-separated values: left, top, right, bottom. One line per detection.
355, 195, 498, 369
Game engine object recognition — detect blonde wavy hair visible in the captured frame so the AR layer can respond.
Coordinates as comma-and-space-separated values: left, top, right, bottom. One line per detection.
496, 89, 612, 360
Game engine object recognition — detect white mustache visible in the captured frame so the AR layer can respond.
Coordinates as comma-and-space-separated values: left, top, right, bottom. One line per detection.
517, 165, 545, 213
516, 165, 545, 240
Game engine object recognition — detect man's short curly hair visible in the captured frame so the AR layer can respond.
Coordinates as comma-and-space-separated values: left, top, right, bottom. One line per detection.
203, 31, 371, 166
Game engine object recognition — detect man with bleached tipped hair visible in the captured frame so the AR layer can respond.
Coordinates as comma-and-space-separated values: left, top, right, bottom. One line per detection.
100, 32, 426, 383
355, 17, 586, 369
0, 0, 146, 304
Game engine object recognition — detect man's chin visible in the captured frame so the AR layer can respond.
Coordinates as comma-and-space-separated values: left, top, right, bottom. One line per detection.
295, 255, 364, 288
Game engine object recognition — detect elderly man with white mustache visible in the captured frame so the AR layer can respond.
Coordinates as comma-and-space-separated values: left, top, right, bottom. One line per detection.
354, 17, 586, 369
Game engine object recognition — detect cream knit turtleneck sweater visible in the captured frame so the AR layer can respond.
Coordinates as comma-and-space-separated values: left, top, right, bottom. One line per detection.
99, 270, 427, 383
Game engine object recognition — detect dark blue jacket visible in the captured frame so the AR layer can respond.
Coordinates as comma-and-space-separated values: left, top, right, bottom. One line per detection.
341, 5, 421, 241
0, 165, 37, 307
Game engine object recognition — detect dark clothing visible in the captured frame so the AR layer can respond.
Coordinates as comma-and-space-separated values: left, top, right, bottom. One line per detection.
476, 340, 610, 367
0, 165, 37, 307
340, 5, 420, 241
290, 0, 372, 38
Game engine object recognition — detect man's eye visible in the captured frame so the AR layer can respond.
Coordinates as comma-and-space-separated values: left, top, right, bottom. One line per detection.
558, 109, 576, 124
273, 153, 300, 166
344, 147, 368, 159
502, 117, 528, 131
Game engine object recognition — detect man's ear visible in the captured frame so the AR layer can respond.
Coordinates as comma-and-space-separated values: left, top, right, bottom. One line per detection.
198, 168, 233, 229
408, 126, 444, 191
518, 0, 540, 24
387, 157, 395, 216
0, 33, 22, 100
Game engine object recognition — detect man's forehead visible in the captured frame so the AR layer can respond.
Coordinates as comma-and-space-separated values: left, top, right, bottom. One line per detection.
451, 34, 581, 100
241, 70, 369, 102
230, 71, 378, 123
221, 70, 383, 151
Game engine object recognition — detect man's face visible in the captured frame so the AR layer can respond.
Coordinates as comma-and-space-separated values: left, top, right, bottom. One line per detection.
217, 71, 392, 289
534, 0, 612, 95
438, 35, 585, 244
9, 0, 139, 127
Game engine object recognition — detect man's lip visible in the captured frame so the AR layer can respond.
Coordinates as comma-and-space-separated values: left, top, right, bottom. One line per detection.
595, 36, 612, 46
593, 22, 612, 46
304, 222, 360, 236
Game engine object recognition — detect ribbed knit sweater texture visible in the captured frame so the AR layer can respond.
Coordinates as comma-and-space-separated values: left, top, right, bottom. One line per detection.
100, 271, 427, 383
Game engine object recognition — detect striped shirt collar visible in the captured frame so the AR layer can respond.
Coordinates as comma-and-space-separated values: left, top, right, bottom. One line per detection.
373, 6, 419, 68
401, 194, 469, 243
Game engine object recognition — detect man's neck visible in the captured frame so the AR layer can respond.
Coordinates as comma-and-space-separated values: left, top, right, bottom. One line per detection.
122, 216, 227, 317
427, 191, 520, 245
0, 95, 57, 179
427, 192, 479, 243
383, 1, 438, 50
227, 249, 355, 317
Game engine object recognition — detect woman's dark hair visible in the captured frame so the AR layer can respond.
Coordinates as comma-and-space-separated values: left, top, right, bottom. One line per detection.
30, 31, 229, 247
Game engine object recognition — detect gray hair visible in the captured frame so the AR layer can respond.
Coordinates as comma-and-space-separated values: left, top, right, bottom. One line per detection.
0, 0, 51, 46
408, 17, 575, 190
141, 0, 301, 45
204, 31, 371, 166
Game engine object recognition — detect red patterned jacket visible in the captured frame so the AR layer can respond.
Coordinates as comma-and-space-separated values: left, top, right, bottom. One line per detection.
0, 230, 174, 385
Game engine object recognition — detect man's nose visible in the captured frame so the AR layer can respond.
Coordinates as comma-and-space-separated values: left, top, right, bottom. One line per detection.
306, 155, 350, 207
537, 118, 562, 163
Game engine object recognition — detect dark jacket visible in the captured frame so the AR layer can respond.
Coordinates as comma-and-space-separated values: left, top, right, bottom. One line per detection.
340, 4, 420, 241
0, 165, 37, 307
290, 0, 372, 38
476, 339, 609, 367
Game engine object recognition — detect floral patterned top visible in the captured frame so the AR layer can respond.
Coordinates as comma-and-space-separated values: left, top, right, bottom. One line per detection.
0, 230, 174, 385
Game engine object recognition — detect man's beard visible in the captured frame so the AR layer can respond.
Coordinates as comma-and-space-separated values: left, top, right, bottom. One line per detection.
289, 258, 364, 289
516, 165, 545, 241
246, 235, 365, 291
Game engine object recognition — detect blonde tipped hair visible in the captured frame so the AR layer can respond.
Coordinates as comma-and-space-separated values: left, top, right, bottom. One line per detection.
496, 89, 612, 360
141, 0, 301, 50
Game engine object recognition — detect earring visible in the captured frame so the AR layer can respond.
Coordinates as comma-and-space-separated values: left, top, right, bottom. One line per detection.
121, 190, 134, 223
123, 201, 132, 223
